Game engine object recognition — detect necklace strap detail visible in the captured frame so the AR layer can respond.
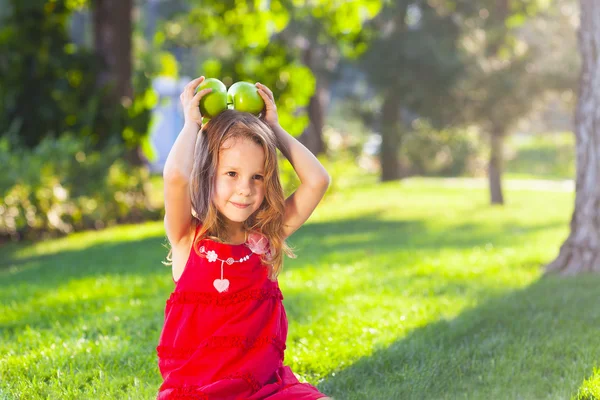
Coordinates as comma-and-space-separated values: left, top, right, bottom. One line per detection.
199, 246, 252, 264
197, 242, 255, 293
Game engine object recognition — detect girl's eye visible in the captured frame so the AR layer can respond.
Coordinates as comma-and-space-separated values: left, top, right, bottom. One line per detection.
226, 171, 237, 177
253, 175, 264, 181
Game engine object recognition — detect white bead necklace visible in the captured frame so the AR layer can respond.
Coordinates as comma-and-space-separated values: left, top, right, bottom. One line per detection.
198, 245, 253, 293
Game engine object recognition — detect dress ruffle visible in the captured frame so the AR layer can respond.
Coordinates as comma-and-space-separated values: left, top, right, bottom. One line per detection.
157, 335, 286, 359
166, 287, 283, 306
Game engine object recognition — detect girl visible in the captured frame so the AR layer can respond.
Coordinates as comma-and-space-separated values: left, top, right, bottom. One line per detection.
156, 76, 332, 400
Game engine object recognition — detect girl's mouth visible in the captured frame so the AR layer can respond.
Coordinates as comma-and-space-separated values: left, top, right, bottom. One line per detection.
231, 202, 250, 209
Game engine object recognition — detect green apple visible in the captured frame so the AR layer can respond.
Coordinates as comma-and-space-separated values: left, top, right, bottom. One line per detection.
227, 82, 265, 115
197, 78, 228, 118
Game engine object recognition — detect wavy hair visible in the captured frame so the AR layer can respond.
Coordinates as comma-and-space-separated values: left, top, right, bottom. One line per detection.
163, 110, 294, 280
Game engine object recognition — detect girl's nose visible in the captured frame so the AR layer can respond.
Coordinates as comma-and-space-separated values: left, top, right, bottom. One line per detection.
237, 180, 252, 196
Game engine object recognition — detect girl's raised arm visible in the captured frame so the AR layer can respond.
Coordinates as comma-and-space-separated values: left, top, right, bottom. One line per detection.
163, 76, 211, 246
256, 83, 331, 239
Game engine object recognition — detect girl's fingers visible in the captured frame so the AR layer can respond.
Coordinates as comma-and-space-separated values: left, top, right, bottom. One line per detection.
256, 83, 274, 102
193, 88, 212, 103
262, 86, 274, 102
187, 76, 205, 96
257, 89, 274, 106
188, 76, 205, 88
181, 77, 204, 102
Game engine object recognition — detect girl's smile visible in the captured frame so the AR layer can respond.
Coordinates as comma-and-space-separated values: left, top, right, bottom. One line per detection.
230, 201, 251, 208
213, 136, 266, 230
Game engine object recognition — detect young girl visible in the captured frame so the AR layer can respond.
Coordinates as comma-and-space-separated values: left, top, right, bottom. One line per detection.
156, 76, 332, 400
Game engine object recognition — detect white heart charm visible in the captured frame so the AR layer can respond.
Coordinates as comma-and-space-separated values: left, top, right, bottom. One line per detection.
213, 279, 230, 293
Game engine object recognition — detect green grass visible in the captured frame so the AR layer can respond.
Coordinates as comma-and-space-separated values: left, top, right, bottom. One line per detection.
1, 177, 598, 399
574, 368, 600, 400
504, 132, 575, 180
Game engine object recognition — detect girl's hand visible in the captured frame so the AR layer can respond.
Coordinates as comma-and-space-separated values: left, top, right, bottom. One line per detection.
256, 82, 279, 128
180, 76, 212, 128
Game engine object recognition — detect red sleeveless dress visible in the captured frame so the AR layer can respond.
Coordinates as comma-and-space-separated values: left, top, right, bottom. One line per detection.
156, 224, 326, 400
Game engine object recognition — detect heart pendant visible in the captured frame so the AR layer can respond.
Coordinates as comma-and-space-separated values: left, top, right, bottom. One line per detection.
213, 279, 230, 293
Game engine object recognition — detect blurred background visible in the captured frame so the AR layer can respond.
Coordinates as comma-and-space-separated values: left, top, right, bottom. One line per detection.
0, 0, 580, 242
5, 1, 600, 399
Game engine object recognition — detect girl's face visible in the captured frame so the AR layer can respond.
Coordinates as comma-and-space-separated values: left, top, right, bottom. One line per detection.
213, 137, 266, 226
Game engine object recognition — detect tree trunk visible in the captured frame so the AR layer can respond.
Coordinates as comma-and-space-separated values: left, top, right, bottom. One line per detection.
92, 0, 133, 100
92, 0, 142, 165
488, 126, 505, 205
486, 0, 509, 205
546, 0, 600, 275
380, 91, 401, 181
377, 1, 408, 182
299, 45, 327, 156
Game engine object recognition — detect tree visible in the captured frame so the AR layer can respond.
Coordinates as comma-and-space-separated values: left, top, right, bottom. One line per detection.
359, 0, 469, 181
546, 0, 600, 275
356, 1, 572, 186
92, 0, 132, 100
0, 0, 153, 160
91, 0, 145, 164
458, 0, 558, 205
158, 0, 381, 151
0, 0, 113, 148
162, 1, 315, 137
279, 1, 381, 155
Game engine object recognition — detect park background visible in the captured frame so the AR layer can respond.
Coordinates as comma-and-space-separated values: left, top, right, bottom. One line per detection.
1, 0, 599, 399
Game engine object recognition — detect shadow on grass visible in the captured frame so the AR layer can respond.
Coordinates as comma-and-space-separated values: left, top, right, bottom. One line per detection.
1, 212, 565, 334
0, 235, 168, 290
318, 275, 600, 400
288, 212, 564, 267
1, 211, 562, 278
2, 215, 589, 399
0, 234, 172, 335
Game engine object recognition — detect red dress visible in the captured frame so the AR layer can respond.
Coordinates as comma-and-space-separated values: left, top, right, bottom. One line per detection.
156, 224, 326, 400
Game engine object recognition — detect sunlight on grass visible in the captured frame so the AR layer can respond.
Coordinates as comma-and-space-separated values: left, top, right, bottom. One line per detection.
1, 177, 597, 399
574, 368, 600, 400
3, 222, 165, 261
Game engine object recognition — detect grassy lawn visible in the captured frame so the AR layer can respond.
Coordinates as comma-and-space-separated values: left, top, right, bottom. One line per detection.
1, 176, 599, 399
504, 132, 575, 181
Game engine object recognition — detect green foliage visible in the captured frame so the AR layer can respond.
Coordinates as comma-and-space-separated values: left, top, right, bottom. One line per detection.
0, 134, 160, 242
0, 1, 109, 148
360, 1, 468, 126
162, 0, 382, 138
284, 0, 382, 59
574, 368, 600, 400
0, 0, 156, 152
157, 0, 311, 137
202, 41, 315, 137
124, 49, 160, 151
179, 0, 290, 49
157, 52, 179, 79
155, 0, 384, 143
455, 0, 572, 132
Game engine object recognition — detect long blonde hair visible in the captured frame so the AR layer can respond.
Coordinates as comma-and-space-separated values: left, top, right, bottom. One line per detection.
163, 110, 295, 280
